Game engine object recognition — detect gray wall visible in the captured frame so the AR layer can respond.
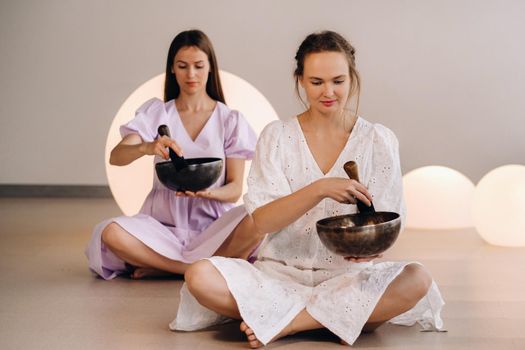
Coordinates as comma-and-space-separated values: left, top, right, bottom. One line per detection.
1, 0, 524, 185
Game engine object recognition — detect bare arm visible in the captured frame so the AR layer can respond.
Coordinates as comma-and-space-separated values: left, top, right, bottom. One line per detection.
109, 133, 183, 166
251, 177, 373, 235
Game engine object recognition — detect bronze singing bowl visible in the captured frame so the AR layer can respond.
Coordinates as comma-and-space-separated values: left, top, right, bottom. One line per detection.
155, 124, 223, 192
315, 161, 401, 257
316, 212, 401, 257
155, 157, 223, 192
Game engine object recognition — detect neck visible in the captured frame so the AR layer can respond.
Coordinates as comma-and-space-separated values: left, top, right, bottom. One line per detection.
304, 108, 355, 131
176, 91, 214, 111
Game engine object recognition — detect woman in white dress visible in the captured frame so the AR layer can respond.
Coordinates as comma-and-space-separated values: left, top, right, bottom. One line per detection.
173, 31, 445, 348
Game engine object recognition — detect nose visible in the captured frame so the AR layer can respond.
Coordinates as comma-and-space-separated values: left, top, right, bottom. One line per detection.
323, 83, 334, 97
187, 66, 196, 78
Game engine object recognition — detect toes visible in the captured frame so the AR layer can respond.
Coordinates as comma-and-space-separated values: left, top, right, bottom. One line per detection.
249, 339, 262, 349
241, 321, 262, 349
131, 269, 144, 279
240, 322, 254, 335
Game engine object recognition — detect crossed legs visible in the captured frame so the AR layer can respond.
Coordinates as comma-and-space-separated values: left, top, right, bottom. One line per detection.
101, 223, 189, 278
101, 215, 261, 279
185, 261, 432, 348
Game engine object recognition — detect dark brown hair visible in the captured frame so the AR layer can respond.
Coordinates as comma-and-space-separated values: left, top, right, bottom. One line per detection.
164, 30, 225, 103
294, 31, 360, 111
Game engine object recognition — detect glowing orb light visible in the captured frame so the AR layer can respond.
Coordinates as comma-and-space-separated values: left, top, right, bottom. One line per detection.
106, 71, 278, 215
472, 165, 525, 246
403, 166, 475, 229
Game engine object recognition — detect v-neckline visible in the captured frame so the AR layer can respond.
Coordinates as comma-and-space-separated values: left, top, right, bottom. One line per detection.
294, 117, 360, 176
172, 100, 218, 143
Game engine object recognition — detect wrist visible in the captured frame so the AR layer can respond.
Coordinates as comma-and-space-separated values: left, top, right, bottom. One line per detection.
311, 179, 326, 201
138, 142, 147, 156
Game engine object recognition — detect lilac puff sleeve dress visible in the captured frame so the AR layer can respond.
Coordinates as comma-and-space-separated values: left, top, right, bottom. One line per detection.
172, 117, 445, 345
85, 98, 257, 280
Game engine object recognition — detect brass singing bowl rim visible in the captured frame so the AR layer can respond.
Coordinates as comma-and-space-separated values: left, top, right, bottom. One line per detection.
155, 157, 223, 170
155, 157, 223, 192
316, 211, 401, 232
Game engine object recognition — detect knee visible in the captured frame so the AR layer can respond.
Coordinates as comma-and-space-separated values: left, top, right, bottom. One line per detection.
402, 264, 432, 302
101, 223, 122, 248
185, 260, 214, 298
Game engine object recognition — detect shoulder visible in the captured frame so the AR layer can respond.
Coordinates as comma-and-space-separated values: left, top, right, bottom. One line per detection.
214, 102, 247, 127
356, 117, 399, 147
136, 97, 168, 116
215, 101, 240, 119
259, 118, 294, 141
215, 102, 257, 139
252, 120, 288, 157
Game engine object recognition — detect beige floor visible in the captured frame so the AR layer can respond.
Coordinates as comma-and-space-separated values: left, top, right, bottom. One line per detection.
0, 197, 524, 350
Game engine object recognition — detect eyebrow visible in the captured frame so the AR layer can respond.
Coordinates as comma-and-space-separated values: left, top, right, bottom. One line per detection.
309, 75, 346, 80
175, 60, 205, 64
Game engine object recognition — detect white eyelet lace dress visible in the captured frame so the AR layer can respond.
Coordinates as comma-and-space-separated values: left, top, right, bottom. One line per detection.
171, 117, 445, 346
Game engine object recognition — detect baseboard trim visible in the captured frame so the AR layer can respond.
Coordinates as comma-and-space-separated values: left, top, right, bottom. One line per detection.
0, 185, 112, 198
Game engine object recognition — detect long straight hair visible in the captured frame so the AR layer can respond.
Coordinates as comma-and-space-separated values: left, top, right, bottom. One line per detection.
164, 30, 225, 104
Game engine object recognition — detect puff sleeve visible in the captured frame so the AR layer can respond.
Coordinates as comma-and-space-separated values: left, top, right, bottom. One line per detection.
223, 110, 257, 160
119, 98, 167, 142
243, 121, 292, 215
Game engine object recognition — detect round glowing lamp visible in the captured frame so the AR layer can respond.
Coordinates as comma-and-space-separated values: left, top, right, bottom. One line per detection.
106, 71, 278, 215
403, 166, 475, 229
472, 165, 525, 246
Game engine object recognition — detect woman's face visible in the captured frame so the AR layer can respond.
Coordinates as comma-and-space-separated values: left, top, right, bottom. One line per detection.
300, 51, 351, 115
172, 46, 210, 95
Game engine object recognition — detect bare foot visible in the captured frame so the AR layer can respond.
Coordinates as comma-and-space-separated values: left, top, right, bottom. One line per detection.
130, 267, 172, 279
240, 321, 295, 348
240, 321, 263, 348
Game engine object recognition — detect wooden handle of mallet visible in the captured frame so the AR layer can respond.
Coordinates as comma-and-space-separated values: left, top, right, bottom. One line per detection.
343, 161, 375, 214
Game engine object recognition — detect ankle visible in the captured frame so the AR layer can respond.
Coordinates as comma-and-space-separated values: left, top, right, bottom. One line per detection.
285, 320, 298, 336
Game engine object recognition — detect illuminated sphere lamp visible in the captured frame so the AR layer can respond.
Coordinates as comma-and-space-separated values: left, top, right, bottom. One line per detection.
472, 165, 525, 247
403, 166, 475, 229
106, 71, 278, 215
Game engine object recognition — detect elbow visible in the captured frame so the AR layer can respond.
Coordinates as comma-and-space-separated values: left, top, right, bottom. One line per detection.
109, 149, 125, 166
227, 181, 243, 203
109, 151, 118, 166
231, 190, 242, 203
250, 209, 269, 236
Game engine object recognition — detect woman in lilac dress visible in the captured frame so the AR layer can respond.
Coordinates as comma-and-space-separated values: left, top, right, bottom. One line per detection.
85, 30, 259, 280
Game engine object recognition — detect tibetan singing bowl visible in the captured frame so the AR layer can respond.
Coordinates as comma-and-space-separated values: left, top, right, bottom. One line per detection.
316, 212, 401, 257
315, 160, 401, 257
155, 157, 223, 192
